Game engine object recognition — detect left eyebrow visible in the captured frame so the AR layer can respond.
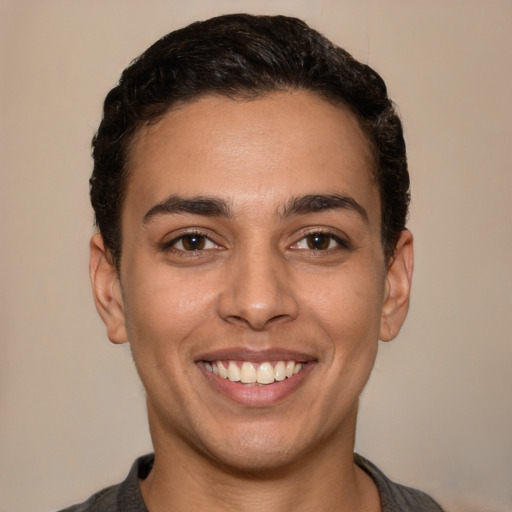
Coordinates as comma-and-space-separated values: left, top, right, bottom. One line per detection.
280, 194, 369, 222
143, 194, 232, 223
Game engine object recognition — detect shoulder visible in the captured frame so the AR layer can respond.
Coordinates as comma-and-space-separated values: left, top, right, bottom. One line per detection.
57, 454, 153, 512
57, 484, 119, 512
355, 454, 445, 512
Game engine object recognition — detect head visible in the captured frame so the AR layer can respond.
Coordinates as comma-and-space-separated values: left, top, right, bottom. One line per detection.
90, 13, 409, 269
89, 14, 413, 476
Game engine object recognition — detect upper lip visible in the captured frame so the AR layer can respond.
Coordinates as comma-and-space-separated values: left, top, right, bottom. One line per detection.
196, 348, 317, 364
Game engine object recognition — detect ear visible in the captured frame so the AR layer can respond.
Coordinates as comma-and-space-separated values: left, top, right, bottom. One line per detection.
89, 233, 128, 344
380, 230, 414, 342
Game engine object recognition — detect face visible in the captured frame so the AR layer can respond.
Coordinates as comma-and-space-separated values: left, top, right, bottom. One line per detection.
91, 91, 413, 473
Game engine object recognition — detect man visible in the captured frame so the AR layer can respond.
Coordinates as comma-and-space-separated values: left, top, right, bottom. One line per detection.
63, 13, 444, 512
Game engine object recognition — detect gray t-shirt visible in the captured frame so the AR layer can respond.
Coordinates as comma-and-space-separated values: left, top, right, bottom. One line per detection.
60, 453, 445, 511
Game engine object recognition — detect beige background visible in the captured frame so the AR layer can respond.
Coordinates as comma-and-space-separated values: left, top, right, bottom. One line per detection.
1, 1, 511, 511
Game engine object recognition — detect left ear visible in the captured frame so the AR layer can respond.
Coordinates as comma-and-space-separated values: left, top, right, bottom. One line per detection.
380, 230, 414, 342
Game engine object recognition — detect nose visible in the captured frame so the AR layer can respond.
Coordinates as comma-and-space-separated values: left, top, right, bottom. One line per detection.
218, 247, 299, 331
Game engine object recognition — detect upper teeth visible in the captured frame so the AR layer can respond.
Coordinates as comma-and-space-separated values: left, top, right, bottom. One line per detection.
204, 360, 304, 385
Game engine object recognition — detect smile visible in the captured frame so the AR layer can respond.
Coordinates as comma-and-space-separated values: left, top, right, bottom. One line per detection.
204, 360, 304, 385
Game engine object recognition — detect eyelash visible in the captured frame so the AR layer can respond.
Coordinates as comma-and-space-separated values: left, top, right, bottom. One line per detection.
161, 229, 350, 255
290, 230, 350, 252
161, 230, 221, 254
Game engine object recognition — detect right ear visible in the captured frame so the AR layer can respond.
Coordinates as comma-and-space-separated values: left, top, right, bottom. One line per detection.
89, 233, 128, 344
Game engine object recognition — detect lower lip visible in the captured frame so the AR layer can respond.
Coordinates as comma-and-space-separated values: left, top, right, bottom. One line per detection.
198, 362, 315, 406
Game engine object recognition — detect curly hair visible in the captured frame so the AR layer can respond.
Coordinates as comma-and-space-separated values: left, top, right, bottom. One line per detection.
91, 13, 409, 268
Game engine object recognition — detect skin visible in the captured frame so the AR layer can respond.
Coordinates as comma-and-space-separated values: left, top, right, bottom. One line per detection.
90, 91, 413, 512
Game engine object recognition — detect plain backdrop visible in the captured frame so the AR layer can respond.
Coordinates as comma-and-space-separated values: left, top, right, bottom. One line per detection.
1, 1, 511, 511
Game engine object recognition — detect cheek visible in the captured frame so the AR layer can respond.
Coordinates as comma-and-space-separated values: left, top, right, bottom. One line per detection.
122, 263, 215, 351
307, 265, 385, 340
120, 269, 213, 411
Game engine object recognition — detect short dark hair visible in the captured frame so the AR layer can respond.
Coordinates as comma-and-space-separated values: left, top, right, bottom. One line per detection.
91, 13, 409, 268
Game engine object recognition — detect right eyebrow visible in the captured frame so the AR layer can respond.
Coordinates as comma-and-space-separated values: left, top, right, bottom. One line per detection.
143, 195, 232, 223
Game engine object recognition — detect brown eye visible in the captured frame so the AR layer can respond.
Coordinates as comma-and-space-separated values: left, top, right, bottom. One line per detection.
306, 233, 331, 250
180, 234, 206, 251
170, 233, 218, 251
291, 231, 348, 252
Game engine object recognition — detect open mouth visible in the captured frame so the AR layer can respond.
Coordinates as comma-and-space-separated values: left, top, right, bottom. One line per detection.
202, 360, 305, 385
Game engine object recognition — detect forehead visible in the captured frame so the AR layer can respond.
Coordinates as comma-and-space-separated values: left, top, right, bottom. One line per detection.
125, 91, 379, 223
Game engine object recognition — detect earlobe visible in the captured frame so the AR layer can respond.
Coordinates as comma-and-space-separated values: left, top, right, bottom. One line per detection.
380, 230, 414, 342
89, 233, 128, 344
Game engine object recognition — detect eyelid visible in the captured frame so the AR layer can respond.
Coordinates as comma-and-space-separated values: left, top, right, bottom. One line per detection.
289, 228, 351, 251
161, 228, 224, 252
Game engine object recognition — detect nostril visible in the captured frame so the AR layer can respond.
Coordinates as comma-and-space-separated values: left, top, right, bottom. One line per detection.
265, 314, 292, 327
224, 312, 292, 331
225, 315, 252, 329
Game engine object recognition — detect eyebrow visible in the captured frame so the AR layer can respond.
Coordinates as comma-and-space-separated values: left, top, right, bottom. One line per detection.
143, 195, 231, 223
142, 193, 368, 223
281, 194, 368, 222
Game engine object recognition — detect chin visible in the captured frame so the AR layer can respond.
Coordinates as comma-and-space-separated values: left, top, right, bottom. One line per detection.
196, 421, 316, 475
210, 444, 300, 475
